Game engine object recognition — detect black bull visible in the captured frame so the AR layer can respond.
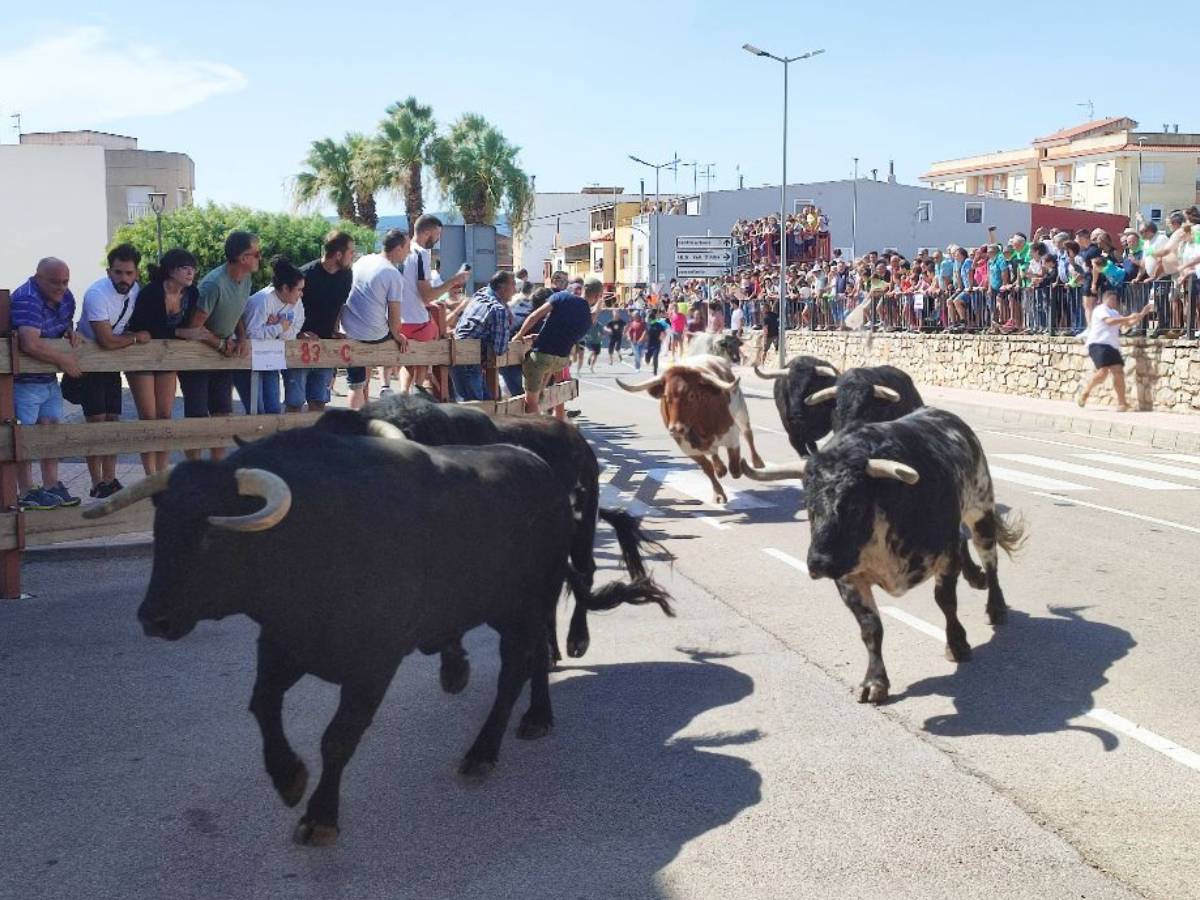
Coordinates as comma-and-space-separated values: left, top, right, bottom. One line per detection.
315, 394, 670, 673
86, 429, 672, 845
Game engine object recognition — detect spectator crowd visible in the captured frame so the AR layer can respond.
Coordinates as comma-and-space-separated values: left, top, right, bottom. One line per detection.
8, 218, 603, 512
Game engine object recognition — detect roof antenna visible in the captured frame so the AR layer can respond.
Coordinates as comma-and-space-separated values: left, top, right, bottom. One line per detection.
1075, 100, 1094, 120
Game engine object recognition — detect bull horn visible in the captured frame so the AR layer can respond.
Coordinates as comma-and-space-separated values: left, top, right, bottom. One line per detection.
814, 365, 839, 378
366, 419, 406, 440
873, 385, 901, 402
753, 365, 788, 380
865, 459, 919, 485
616, 376, 664, 393
805, 387, 838, 406
700, 372, 740, 392
81, 469, 172, 519
742, 461, 807, 482
208, 469, 293, 533
233, 435, 251, 448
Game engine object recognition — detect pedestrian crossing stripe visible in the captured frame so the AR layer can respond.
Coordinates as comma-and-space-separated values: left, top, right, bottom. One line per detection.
1074, 453, 1200, 482
1155, 453, 1200, 468
988, 465, 1093, 492
993, 454, 1196, 491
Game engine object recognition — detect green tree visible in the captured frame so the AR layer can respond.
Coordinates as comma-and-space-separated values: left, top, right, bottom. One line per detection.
428, 114, 533, 237
346, 133, 384, 230
376, 96, 437, 225
295, 138, 356, 222
109, 203, 376, 291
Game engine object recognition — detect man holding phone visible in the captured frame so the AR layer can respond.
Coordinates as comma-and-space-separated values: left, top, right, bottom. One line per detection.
400, 214, 468, 397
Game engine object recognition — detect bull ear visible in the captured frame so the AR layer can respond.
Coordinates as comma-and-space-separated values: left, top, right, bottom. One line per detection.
865, 459, 919, 485
805, 387, 838, 406
814, 365, 839, 378
872, 385, 901, 403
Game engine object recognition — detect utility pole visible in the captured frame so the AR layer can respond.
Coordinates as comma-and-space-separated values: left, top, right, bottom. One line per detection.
852, 157, 859, 258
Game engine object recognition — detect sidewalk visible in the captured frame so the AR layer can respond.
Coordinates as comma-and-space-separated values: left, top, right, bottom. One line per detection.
739, 368, 1200, 454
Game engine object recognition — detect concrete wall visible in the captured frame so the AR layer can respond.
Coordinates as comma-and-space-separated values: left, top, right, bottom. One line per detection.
104, 149, 195, 241
769, 331, 1200, 416
0, 144, 109, 292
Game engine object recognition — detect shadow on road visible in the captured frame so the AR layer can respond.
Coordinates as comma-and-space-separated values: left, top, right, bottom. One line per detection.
899, 606, 1136, 750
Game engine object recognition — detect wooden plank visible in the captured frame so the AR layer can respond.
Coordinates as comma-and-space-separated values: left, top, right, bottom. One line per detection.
0, 504, 153, 551
0, 337, 484, 376
495, 338, 533, 367
0, 413, 321, 461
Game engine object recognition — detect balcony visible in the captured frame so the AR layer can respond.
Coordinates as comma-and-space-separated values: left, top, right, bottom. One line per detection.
1053, 183, 1072, 200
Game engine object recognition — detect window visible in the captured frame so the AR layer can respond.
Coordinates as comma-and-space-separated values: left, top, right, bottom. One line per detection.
1094, 202, 1112, 212
1140, 161, 1165, 184
916, 201, 932, 222
636, 247, 644, 270
620, 248, 629, 270
792, 198, 815, 213
1094, 161, 1113, 186
965, 201, 984, 224
1151, 208, 1163, 223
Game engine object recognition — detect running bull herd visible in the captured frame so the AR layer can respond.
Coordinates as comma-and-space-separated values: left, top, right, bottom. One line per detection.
85, 348, 1022, 846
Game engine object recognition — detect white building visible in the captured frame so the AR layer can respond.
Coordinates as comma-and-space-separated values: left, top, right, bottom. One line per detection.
0, 130, 194, 293
513, 187, 642, 281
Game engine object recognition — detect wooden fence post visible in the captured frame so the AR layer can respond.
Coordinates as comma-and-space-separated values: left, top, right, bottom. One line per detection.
0, 292, 23, 598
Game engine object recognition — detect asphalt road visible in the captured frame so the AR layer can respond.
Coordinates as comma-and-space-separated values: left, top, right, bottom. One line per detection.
3, 354, 1197, 899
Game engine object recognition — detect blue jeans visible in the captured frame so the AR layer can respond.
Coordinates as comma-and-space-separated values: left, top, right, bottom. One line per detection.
500, 364, 523, 398
234, 371, 282, 415
450, 365, 490, 402
282, 368, 334, 408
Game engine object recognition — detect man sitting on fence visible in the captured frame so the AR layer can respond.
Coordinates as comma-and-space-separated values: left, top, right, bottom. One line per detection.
11, 258, 84, 510
450, 271, 515, 402
513, 275, 602, 415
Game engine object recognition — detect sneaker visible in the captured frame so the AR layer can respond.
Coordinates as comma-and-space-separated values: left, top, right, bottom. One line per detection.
19, 487, 63, 511
89, 480, 119, 500
110, 478, 124, 493
47, 482, 81, 507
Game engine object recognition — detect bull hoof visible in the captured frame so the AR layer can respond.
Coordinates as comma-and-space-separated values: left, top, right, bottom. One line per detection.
516, 716, 554, 740
987, 605, 1008, 626
750, 455, 765, 469
293, 818, 338, 847
945, 643, 972, 663
439, 657, 470, 695
857, 681, 889, 704
458, 757, 496, 782
566, 635, 589, 658
277, 758, 308, 808
713, 491, 728, 505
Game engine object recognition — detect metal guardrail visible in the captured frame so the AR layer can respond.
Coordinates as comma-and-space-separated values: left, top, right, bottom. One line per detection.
0, 290, 575, 598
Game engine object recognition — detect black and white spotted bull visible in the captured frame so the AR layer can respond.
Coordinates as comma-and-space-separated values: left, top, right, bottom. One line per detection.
745, 407, 1024, 704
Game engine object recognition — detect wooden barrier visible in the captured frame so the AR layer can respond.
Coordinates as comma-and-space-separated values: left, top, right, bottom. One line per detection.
0, 308, 576, 598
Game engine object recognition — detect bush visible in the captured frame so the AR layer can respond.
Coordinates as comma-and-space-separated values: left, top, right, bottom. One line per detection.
108, 204, 378, 291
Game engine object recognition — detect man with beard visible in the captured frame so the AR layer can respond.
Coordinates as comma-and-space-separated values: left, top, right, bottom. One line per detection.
399, 214, 468, 397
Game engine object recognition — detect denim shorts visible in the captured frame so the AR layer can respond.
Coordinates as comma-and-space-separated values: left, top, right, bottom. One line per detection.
283, 368, 334, 407
14, 379, 63, 424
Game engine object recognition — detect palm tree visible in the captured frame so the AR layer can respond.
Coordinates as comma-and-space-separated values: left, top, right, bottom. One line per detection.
346, 133, 384, 230
377, 97, 437, 225
294, 138, 356, 222
428, 114, 534, 238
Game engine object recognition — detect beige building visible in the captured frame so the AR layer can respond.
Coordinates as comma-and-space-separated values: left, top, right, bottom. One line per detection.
588, 200, 643, 294
922, 117, 1200, 226
0, 130, 194, 290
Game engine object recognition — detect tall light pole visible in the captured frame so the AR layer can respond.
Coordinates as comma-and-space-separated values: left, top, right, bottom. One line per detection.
1136, 136, 1148, 222
852, 157, 859, 258
629, 153, 680, 289
148, 192, 168, 261
743, 44, 824, 367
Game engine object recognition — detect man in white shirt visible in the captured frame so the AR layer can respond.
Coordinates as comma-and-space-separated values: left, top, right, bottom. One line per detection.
77, 243, 152, 498
397, 214, 467, 397
339, 228, 411, 408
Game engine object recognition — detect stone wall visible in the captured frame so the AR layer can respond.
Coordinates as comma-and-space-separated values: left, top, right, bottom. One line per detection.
761, 331, 1200, 415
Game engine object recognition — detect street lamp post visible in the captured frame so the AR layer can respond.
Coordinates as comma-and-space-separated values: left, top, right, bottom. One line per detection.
742, 44, 825, 368
148, 192, 168, 262
629, 153, 680, 291
1136, 136, 1148, 222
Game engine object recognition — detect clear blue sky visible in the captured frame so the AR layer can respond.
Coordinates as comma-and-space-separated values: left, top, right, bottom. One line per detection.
2, 0, 1177, 215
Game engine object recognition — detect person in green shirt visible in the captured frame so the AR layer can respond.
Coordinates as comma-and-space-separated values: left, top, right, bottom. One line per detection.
179, 230, 259, 461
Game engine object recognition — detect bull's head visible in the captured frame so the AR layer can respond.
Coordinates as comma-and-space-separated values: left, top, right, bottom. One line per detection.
618, 369, 739, 446
754, 360, 838, 456
803, 455, 919, 582
83, 465, 293, 640
717, 334, 744, 364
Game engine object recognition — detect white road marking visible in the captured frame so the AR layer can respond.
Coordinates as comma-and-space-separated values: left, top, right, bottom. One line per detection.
879, 605, 947, 641
988, 465, 1093, 492
993, 454, 1195, 491
646, 468, 772, 511
863, 602, 1200, 775
978, 428, 1144, 449
1156, 453, 1200, 467
761, 547, 807, 573
597, 484, 655, 521
1030, 492, 1200, 536
1074, 452, 1200, 482
1083, 708, 1200, 773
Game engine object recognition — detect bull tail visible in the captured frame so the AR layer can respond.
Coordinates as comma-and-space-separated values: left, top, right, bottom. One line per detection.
597, 507, 674, 580
995, 509, 1027, 558
566, 565, 674, 618
960, 538, 987, 589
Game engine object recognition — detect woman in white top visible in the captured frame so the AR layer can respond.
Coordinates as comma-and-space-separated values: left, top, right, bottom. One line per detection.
235, 256, 306, 415
1078, 289, 1152, 411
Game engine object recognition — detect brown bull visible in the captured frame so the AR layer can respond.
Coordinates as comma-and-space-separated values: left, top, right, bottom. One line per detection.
618, 354, 765, 504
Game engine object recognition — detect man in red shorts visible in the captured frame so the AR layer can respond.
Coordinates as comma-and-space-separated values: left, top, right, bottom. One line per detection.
400, 214, 467, 396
